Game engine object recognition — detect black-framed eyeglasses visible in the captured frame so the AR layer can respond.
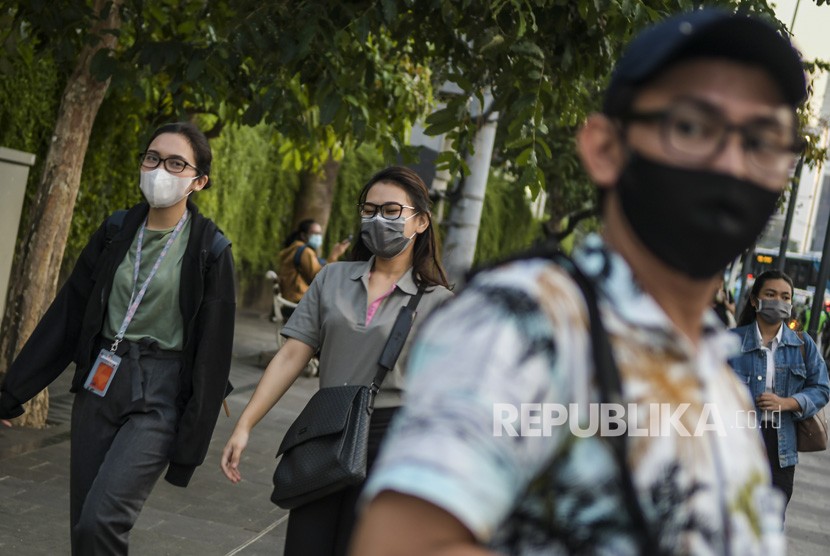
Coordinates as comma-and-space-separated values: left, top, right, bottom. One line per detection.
139, 152, 200, 174
358, 202, 417, 221
620, 98, 802, 179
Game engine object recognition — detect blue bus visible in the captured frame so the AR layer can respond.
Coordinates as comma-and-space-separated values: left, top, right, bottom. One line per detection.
747, 247, 827, 305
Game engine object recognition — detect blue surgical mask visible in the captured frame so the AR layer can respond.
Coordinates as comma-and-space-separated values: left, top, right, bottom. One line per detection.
307, 234, 323, 250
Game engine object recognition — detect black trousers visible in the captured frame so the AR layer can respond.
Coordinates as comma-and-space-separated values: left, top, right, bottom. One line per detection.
284, 406, 398, 556
761, 421, 795, 510
70, 338, 182, 555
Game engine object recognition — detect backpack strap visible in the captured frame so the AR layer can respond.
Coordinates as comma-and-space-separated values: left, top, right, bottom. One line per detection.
107, 209, 230, 263
549, 251, 659, 554
210, 230, 231, 260
293, 244, 308, 269
105, 209, 128, 245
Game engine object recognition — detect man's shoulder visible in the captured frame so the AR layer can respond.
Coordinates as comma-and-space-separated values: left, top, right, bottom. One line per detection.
465, 256, 585, 311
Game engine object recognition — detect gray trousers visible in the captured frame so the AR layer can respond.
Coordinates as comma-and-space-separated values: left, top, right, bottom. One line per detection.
70, 339, 181, 555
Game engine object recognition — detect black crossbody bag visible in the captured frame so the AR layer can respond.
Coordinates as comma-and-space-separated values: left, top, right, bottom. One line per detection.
271, 285, 426, 510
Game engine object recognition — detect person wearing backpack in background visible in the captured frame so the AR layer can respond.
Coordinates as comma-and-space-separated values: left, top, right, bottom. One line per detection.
277, 219, 350, 320
353, 9, 809, 555
0, 122, 236, 555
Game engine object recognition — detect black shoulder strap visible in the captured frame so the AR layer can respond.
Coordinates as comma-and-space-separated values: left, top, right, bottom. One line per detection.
370, 285, 427, 391
550, 252, 658, 554
105, 209, 129, 244
210, 230, 231, 260
293, 244, 307, 268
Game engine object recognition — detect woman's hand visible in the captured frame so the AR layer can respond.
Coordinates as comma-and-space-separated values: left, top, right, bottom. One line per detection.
328, 238, 351, 262
220, 426, 249, 484
218, 338, 315, 484
1, 419, 12, 428
756, 392, 801, 413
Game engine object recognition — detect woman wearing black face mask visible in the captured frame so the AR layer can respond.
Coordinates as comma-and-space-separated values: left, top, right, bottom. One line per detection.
730, 270, 830, 512
221, 166, 452, 556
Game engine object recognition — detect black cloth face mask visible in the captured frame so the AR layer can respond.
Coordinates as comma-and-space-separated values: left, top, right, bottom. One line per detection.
615, 153, 781, 279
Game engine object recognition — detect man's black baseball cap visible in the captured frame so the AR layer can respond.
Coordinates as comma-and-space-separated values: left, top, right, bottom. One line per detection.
603, 9, 807, 116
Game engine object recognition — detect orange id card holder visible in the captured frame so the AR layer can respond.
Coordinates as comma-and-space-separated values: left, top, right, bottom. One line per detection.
83, 349, 122, 397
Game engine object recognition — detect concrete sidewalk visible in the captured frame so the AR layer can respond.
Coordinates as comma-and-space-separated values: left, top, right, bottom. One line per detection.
0, 310, 315, 555
1, 310, 829, 555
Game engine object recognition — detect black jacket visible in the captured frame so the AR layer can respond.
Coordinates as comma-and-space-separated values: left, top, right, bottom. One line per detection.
0, 200, 236, 487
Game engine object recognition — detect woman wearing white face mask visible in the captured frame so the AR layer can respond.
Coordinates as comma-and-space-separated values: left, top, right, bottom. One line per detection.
730, 270, 830, 513
0, 122, 236, 554
277, 219, 350, 320
222, 166, 453, 556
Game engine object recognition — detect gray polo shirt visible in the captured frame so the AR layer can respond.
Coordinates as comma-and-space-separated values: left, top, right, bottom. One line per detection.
281, 257, 453, 408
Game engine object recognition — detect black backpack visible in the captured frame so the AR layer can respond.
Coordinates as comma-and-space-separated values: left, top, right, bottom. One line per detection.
105, 209, 230, 259
104, 209, 234, 401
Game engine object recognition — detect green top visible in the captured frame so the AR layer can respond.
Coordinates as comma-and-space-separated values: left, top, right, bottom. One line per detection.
102, 217, 192, 351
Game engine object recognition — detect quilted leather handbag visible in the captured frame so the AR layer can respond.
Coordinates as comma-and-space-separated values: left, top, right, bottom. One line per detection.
271, 286, 426, 509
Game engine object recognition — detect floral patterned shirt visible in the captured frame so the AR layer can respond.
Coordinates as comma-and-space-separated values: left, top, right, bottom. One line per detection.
362, 235, 786, 555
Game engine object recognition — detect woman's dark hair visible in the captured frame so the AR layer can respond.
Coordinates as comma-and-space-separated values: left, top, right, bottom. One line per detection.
737, 270, 794, 326
282, 219, 317, 248
351, 166, 450, 289
145, 122, 213, 189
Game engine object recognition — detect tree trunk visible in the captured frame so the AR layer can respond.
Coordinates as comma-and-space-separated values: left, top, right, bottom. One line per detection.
0, 0, 122, 428
293, 155, 341, 231
442, 92, 498, 286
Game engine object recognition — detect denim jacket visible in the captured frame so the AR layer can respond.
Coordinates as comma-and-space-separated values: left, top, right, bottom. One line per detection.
729, 323, 830, 467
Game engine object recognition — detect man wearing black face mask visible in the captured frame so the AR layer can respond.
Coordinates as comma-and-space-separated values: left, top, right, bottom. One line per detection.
354, 9, 807, 556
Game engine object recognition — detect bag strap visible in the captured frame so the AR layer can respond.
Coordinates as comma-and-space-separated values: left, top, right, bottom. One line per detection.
105, 209, 129, 245
551, 252, 658, 553
293, 244, 308, 269
796, 330, 807, 364
106, 209, 229, 261
369, 284, 427, 395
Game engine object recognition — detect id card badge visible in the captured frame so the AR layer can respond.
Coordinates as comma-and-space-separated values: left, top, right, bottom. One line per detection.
83, 349, 122, 397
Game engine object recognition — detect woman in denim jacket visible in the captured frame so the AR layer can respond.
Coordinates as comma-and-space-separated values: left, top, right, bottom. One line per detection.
729, 270, 830, 510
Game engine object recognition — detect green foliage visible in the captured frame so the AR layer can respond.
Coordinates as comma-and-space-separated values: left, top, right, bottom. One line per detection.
0, 37, 62, 240
198, 124, 300, 290
399, 0, 779, 197
197, 126, 384, 289
325, 144, 385, 250
799, 58, 830, 172
65, 89, 148, 267
1, 0, 816, 293
472, 169, 544, 266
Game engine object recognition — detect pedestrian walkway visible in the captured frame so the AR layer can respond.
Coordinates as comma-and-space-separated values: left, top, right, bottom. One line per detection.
1, 310, 829, 554
0, 310, 315, 555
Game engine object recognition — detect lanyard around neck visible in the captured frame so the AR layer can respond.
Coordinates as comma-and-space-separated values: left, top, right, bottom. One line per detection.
110, 210, 189, 352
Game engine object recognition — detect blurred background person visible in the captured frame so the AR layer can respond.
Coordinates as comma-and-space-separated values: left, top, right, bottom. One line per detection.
713, 275, 737, 328
277, 219, 350, 321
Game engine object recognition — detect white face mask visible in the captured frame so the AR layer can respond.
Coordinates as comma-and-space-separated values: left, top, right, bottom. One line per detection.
139, 168, 196, 208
